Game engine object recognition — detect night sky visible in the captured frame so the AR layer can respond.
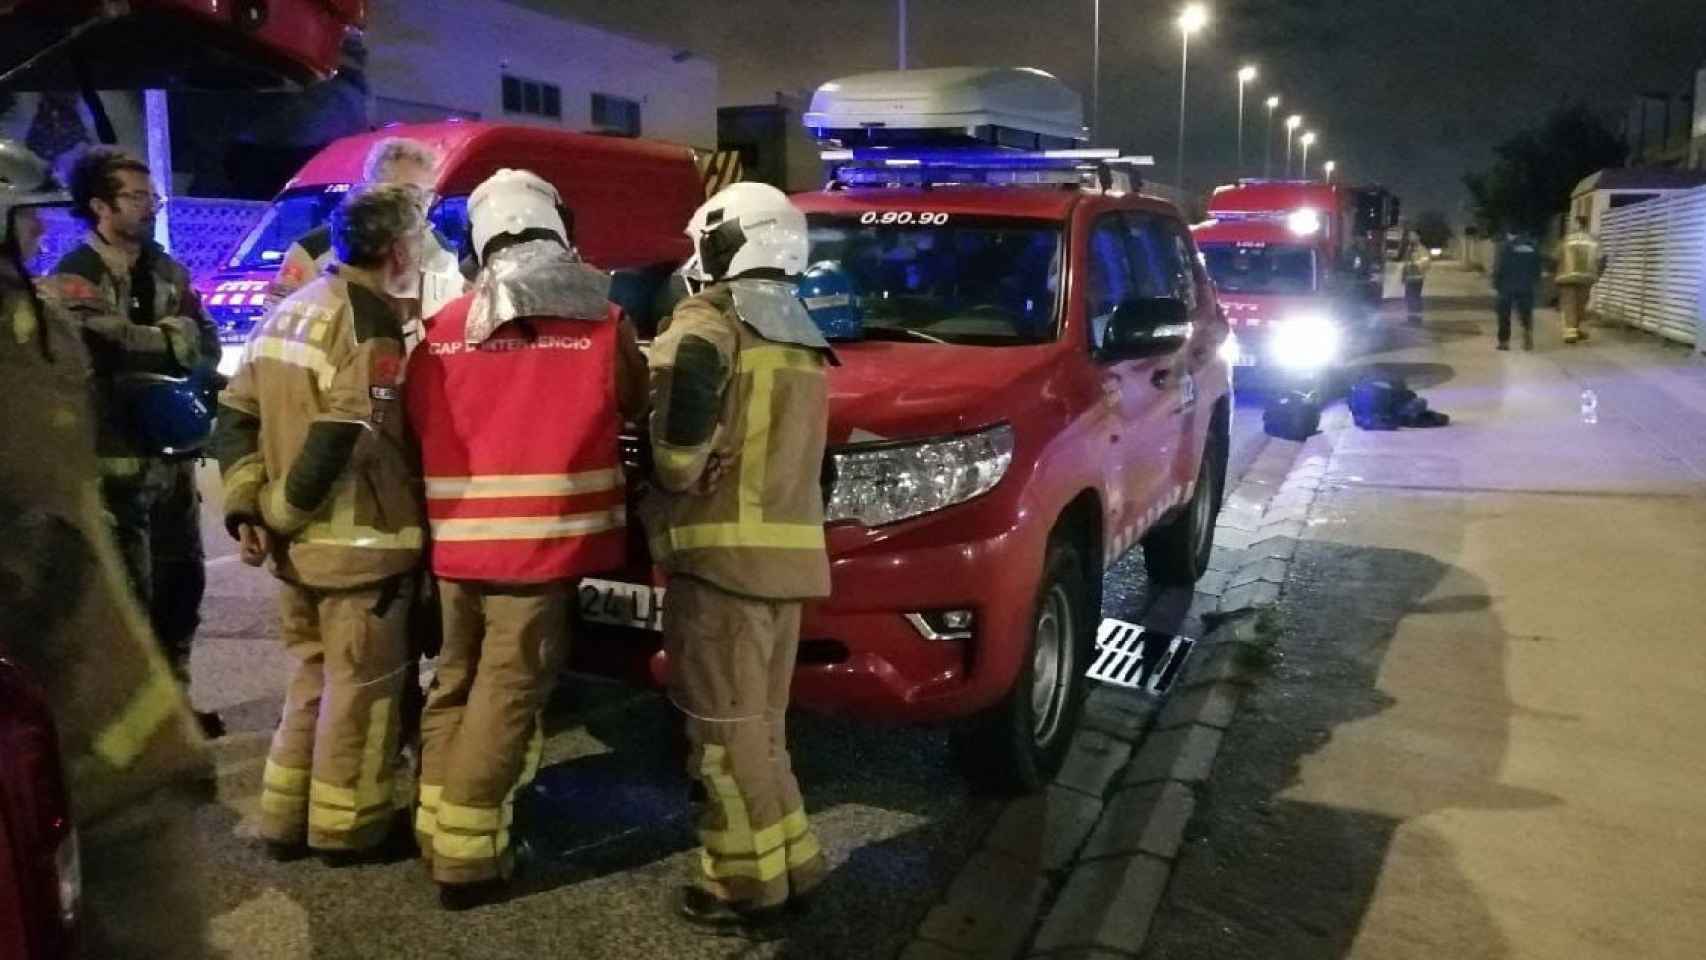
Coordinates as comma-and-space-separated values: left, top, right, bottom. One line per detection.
533, 0, 1706, 222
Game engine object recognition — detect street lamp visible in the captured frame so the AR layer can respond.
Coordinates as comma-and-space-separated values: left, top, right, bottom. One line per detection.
1236, 65, 1257, 177
1264, 95, 1280, 178
1175, 4, 1209, 192
1300, 131, 1317, 179
1323, 159, 1337, 183
1092, 0, 1101, 138
1284, 114, 1302, 177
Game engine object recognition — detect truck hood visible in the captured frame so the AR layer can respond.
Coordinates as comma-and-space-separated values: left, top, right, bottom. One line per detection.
1216, 292, 1332, 329
826, 341, 1060, 445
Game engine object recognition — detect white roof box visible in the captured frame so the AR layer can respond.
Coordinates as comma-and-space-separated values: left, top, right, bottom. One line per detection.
804, 67, 1086, 148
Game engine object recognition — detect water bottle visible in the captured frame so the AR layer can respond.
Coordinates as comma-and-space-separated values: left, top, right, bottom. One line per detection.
1581, 389, 1599, 425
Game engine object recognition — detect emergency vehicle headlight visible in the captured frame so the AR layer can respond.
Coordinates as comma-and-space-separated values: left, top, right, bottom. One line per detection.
1287, 209, 1323, 237
218, 345, 244, 378
828, 424, 1015, 527
1270, 315, 1340, 371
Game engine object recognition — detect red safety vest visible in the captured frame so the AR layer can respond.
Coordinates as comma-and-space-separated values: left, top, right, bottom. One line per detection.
406, 293, 627, 583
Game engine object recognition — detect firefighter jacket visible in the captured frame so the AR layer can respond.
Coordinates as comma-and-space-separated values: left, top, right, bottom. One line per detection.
1557, 231, 1604, 287
214, 264, 424, 590
38, 231, 219, 477
406, 291, 649, 583
644, 280, 835, 601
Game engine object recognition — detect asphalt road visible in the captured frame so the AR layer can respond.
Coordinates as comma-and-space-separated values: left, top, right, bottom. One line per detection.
186, 388, 1277, 959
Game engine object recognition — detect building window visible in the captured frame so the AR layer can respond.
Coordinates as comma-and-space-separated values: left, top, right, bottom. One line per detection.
591, 93, 641, 137
502, 73, 562, 120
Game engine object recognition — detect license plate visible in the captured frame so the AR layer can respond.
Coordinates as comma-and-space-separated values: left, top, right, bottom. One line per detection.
578, 578, 665, 631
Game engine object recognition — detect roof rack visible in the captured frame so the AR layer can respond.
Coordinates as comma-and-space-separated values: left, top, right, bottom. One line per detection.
821, 147, 1154, 193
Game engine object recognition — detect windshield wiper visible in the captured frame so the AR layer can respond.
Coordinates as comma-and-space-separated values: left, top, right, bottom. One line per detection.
861, 325, 950, 345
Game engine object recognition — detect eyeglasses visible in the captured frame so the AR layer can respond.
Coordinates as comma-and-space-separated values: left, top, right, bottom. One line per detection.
114, 190, 165, 209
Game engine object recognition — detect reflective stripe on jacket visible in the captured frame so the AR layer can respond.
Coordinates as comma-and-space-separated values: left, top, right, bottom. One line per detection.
644, 284, 832, 601
407, 293, 634, 582
214, 265, 424, 589
1557, 233, 1602, 286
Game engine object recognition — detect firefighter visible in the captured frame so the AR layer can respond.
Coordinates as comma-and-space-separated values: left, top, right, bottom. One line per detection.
212, 184, 427, 861
38, 146, 225, 739
272, 136, 466, 340
645, 182, 835, 930
1401, 233, 1430, 326
1492, 228, 1543, 351
404, 169, 648, 909
3, 138, 217, 958
1557, 214, 1604, 345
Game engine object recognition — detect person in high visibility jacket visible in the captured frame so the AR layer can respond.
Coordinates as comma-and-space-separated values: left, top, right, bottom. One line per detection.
404, 169, 648, 910
645, 181, 836, 930
1557, 215, 1605, 345
3, 137, 217, 958
213, 184, 428, 861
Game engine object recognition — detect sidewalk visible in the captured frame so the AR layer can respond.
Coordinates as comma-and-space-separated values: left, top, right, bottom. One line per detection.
1141, 264, 1706, 960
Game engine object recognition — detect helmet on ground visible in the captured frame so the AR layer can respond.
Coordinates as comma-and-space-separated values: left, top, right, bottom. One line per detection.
0, 139, 69, 248
685, 181, 807, 282
121, 372, 216, 457
468, 169, 569, 264
798, 260, 862, 340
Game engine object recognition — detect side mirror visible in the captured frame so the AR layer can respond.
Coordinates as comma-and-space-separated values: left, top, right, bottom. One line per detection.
1100, 297, 1191, 361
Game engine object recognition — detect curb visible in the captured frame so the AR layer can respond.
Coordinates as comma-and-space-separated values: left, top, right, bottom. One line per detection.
895, 424, 1336, 960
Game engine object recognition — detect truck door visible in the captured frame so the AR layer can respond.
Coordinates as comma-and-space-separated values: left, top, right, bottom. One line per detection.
1126, 213, 1203, 508
1084, 213, 1183, 553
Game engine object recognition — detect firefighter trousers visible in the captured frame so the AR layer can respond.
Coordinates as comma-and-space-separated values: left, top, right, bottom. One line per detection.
664, 576, 827, 910
259, 578, 411, 850
1560, 283, 1592, 341
101, 458, 204, 685
416, 580, 568, 885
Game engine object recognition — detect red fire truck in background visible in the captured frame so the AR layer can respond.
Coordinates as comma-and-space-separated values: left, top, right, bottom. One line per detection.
1193, 179, 1398, 389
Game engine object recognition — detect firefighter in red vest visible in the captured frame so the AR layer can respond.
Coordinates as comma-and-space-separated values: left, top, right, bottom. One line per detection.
404, 169, 647, 910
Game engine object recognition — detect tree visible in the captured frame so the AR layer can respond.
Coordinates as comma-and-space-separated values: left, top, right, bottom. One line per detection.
1464, 104, 1625, 235
1413, 210, 1454, 250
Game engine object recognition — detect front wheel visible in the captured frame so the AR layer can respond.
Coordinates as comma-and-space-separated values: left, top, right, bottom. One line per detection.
951, 539, 1093, 794
1144, 414, 1228, 586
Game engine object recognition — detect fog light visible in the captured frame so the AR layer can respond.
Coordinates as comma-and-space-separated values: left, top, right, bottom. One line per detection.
906, 609, 975, 641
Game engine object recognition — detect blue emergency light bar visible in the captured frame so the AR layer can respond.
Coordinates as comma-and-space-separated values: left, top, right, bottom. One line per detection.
822, 147, 1153, 191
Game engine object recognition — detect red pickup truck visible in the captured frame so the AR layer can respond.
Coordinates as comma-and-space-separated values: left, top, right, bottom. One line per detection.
576, 148, 1232, 790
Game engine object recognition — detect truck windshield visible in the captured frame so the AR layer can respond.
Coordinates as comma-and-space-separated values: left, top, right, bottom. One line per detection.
806, 214, 1062, 345
1200, 243, 1317, 295
225, 186, 349, 271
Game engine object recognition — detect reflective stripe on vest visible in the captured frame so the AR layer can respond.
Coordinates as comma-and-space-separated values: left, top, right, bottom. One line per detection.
425, 469, 620, 500
429, 507, 627, 542
667, 345, 827, 553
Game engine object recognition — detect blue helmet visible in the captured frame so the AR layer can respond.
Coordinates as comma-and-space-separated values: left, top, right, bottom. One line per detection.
119, 371, 216, 457
798, 261, 862, 341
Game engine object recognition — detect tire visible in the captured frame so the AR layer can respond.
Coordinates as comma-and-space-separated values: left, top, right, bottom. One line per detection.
952, 538, 1094, 794
1144, 411, 1228, 587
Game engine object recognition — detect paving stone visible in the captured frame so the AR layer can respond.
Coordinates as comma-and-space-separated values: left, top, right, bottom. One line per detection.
1080, 781, 1198, 862
1212, 527, 1255, 553
1173, 641, 1259, 691
986, 784, 1106, 872
1228, 556, 1290, 590
918, 850, 1047, 959
1193, 569, 1231, 597
1081, 687, 1157, 742
1054, 730, 1134, 799
1123, 725, 1224, 787
1219, 580, 1280, 612
1154, 683, 1242, 731
1030, 855, 1171, 955
1247, 534, 1299, 561
901, 939, 974, 960
1205, 545, 1242, 573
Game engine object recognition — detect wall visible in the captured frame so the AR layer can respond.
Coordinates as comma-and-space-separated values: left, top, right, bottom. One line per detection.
1590, 185, 1706, 351
366, 0, 717, 148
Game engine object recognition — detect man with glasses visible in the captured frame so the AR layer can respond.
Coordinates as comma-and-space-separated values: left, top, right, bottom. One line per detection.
39, 145, 224, 738
272, 137, 463, 349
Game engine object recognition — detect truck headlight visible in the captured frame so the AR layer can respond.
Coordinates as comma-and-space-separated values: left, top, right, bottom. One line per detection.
1270, 315, 1341, 371
828, 424, 1015, 527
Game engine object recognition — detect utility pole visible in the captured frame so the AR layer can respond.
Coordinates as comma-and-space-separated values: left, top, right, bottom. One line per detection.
898, 0, 909, 70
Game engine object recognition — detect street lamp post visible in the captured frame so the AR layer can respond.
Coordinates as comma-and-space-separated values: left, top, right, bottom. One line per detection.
898, 0, 908, 69
1237, 65, 1257, 177
1264, 95, 1280, 178
1324, 159, 1337, 183
1092, 0, 1101, 140
1300, 131, 1317, 179
1175, 4, 1208, 192
1284, 114, 1302, 177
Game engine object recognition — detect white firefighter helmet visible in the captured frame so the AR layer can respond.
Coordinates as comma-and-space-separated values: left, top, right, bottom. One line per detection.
0, 139, 68, 248
686, 181, 807, 282
468, 168, 568, 263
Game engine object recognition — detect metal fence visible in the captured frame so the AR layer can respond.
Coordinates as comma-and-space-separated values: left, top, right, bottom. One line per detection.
31, 197, 268, 282
1591, 186, 1706, 351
